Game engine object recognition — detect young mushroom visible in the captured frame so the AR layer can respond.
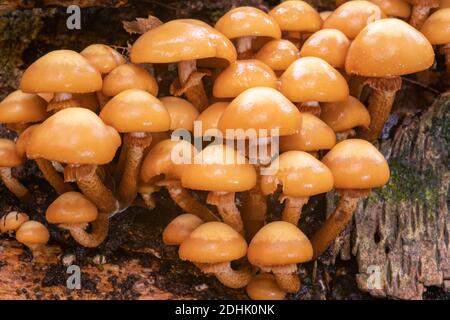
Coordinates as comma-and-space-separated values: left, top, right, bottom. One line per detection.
195, 102, 229, 137
160, 97, 199, 132
0, 211, 29, 234
369, 0, 411, 18
15, 220, 50, 259
408, 0, 440, 28
0, 139, 29, 201
246, 273, 286, 300
255, 40, 300, 76
162, 214, 204, 246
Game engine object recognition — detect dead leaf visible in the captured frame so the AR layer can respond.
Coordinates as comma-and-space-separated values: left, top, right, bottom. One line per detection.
122, 15, 163, 34
170, 71, 211, 96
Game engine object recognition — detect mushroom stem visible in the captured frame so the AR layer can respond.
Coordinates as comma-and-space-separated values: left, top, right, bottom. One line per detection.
349, 75, 367, 100
442, 44, 450, 73
0, 167, 29, 201
25, 243, 49, 261
47, 92, 81, 112
235, 36, 254, 59
207, 191, 245, 235
178, 60, 209, 111
311, 189, 369, 259
286, 31, 302, 48
335, 129, 356, 142
409, 1, 439, 29
196, 262, 253, 289
35, 158, 72, 194
297, 101, 321, 117
279, 195, 309, 226
60, 213, 109, 248
242, 184, 267, 241
262, 264, 300, 293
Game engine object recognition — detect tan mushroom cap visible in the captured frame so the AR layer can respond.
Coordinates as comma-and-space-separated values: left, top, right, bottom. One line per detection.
269, 0, 322, 32
20, 50, 102, 93
261, 151, 333, 197
0, 90, 48, 124
0, 139, 23, 167
100, 89, 170, 133
80, 44, 125, 74
46, 191, 98, 224
181, 144, 257, 192
441, 0, 450, 8
15, 124, 39, 158
16, 221, 50, 245
299, 29, 351, 69
218, 87, 302, 138
279, 57, 348, 102
420, 9, 450, 45
369, 0, 411, 18
280, 113, 336, 152
131, 19, 237, 65
163, 214, 203, 245
246, 274, 286, 300
0, 212, 29, 232
213, 60, 278, 98
345, 19, 434, 77
195, 102, 228, 135
320, 11, 333, 21
255, 40, 299, 72
248, 221, 313, 266
102, 64, 158, 98
27, 108, 121, 165
215, 7, 281, 40
322, 139, 390, 189
160, 97, 199, 131
321, 96, 371, 132
179, 221, 247, 264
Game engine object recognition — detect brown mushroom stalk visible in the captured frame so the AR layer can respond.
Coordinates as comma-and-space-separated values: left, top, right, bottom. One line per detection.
47, 92, 81, 112
279, 195, 309, 226
60, 213, 109, 248
207, 191, 244, 235
0, 167, 29, 201
261, 264, 300, 293
297, 101, 321, 117
195, 262, 253, 289
409, 0, 440, 29
286, 31, 302, 48
177, 60, 209, 111
241, 183, 267, 241
35, 158, 72, 194
235, 36, 254, 59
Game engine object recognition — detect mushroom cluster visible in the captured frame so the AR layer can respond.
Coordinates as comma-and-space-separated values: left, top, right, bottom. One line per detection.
1, 0, 445, 300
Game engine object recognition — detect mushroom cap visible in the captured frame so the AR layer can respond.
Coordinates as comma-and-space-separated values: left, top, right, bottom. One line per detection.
299, 29, 351, 69
46, 191, 98, 224
246, 274, 286, 300
218, 87, 302, 138
0, 139, 23, 167
195, 102, 229, 135
269, 0, 322, 32
369, 0, 411, 18
102, 64, 159, 98
213, 60, 278, 98
322, 139, 390, 189
80, 44, 125, 74
0, 211, 29, 232
161, 97, 199, 132
179, 221, 247, 264
248, 221, 313, 266
141, 139, 195, 182
345, 18, 434, 77
181, 144, 257, 192
15, 124, 39, 158
420, 9, 450, 45
100, 89, 170, 133
0, 90, 48, 124
260, 151, 334, 197
131, 19, 237, 65
323, 1, 386, 39
441, 0, 450, 8
20, 50, 102, 94
321, 96, 371, 132
280, 113, 336, 152
16, 221, 50, 245
319, 11, 333, 20
27, 108, 121, 165
163, 214, 203, 246
255, 40, 299, 72
279, 57, 349, 102
215, 7, 281, 40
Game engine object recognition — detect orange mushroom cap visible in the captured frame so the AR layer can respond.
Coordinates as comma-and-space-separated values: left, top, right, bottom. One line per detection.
369, 0, 411, 18
0, 90, 48, 124
15, 124, 39, 158
195, 102, 229, 136
0, 139, 24, 167
46, 191, 98, 224
162, 214, 203, 246
420, 9, 450, 45
269, 0, 322, 33
80, 44, 125, 74
246, 274, 286, 300
321, 96, 371, 132
255, 40, 299, 72
160, 97, 199, 132
319, 11, 333, 21
16, 221, 50, 246
0, 211, 29, 232
441, 0, 450, 8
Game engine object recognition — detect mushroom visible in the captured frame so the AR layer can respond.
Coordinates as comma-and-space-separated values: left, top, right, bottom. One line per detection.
195, 102, 229, 137
319, 11, 333, 20
0, 139, 29, 201
46, 191, 108, 247
408, 0, 440, 28
369, 0, 411, 18
160, 97, 199, 132
15, 220, 50, 259
100, 89, 170, 209
27, 108, 121, 214
246, 274, 286, 300
310, 139, 390, 258
179, 221, 252, 288
345, 19, 434, 141
255, 40, 299, 76
247, 221, 313, 293
215, 7, 281, 59
20, 50, 102, 112
80, 44, 125, 75
162, 214, 203, 246
0, 211, 29, 234
442, 0, 450, 8
260, 151, 334, 226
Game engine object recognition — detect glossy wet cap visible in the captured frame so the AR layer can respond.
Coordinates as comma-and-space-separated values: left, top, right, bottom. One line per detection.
195, 102, 229, 136
369, 0, 411, 18
16, 221, 50, 245
163, 214, 204, 246
15, 124, 38, 158
160, 97, 199, 132
0, 212, 29, 232
246, 274, 286, 300
255, 40, 299, 72
321, 96, 371, 132
80, 44, 125, 74
269, 0, 322, 32
0, 90, 48, 124
0, 139, 24, 167
420, 9, 450, 45
46, 191, 98, 224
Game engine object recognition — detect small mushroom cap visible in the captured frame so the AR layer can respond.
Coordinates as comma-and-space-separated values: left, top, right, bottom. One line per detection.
179, 221, 247, 263
195, 102, 229, 135
15, 124, 39, 158
20, 50, 102, 94
323, 1, 386, 39
0, 90, 48, 124
322, 139, 390, 189
299, 29, 351, 69
102, 64, 159, 98
100, 89, 170, 133
27, 108, 121, 165
46, 191, 98, 224
280, 113, 336, 152
321, 96, 371, 132
131, 19, 236, 65
0, 139, 23, 167
163, 214, 204, 246
248, 221, 313, 267
255, 40, 299, 72
0, 212, 29, 232
345, 18, 434, 77
260, 151, 334, 197
218, 87, 302, 138
246, 274, 286, 300
215, 7, 281, 40
16, 221, 50, 245
420, 9, 450, 45
80, 44, 126, 74
181, 144, 257, 192
369, 0, 411, 18
269, 0, 322, 32
213, 60, 278, 98
279, 57, 349, 102
319, 11, 333, 20
160, 97, 199, 131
